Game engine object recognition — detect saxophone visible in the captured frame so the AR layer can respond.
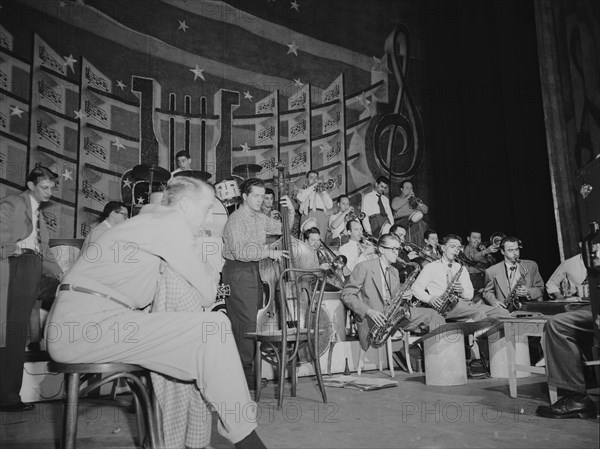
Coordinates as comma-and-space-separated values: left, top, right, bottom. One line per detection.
368, 261, 420, 348
505, 262, 528, 312
435, 262, 464, 317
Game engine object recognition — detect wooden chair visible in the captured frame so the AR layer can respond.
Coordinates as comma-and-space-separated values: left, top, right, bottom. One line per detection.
249, 268, 329, 409
48, 361, 162, 449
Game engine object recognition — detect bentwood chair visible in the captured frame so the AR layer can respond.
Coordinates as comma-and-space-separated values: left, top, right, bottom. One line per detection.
48, 361, 162, 449
248, 268, 329, 409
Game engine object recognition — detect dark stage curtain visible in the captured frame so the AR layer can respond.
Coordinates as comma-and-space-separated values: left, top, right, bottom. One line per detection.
423, 0, 559, 279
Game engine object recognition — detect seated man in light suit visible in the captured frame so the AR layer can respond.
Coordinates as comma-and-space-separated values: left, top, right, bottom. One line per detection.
341, 233, 445, 352
482, 236, 544, 310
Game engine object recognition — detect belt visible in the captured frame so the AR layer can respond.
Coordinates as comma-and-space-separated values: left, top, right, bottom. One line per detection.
10, 248, 42, 258
58, 284, 136, 310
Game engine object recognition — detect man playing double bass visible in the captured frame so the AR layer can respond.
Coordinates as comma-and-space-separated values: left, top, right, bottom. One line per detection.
222, 178, 294, 390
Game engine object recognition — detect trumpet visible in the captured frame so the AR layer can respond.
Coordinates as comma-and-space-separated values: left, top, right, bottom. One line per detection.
489, 233, 505, 248
408, 194, 423, 209
402, 242, 439, 263
316, 240, 348, 284
345, 207, 366, 222
312, 179, 334, 193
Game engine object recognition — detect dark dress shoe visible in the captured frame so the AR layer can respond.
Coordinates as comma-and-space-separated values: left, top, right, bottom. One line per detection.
0, 402, 34, 412
536, 395, 597, 419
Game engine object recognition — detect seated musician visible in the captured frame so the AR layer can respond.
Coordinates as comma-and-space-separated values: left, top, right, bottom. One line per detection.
338, 219, 377, 277
422, 229, 442, 262
390, 224, 419, 282
461, 229, 498, 301
79, 201, 129, 257
544, 245, 599, 299
341, 233, 445, 352
482, 236, 544, 309
300, 220, 344, 290
170, 150, 192, 176
536, 243, 599, 419
360, 176, 394, 238
391, 180, 429, 244
412, 234, 507, 320
328, 194, 353, 246
46, 177, 266, 449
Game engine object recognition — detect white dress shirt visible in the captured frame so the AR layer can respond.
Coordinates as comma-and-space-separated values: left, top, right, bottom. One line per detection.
412, 258, 474, 303
338, 239, 377, 276
360, 190, 394, 235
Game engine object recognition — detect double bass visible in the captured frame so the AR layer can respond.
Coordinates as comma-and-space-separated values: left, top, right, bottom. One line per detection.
256, 164, 333, 360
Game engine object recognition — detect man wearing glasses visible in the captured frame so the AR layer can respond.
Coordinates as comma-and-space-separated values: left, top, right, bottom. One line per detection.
80, 201, 129, 258
341, 233, 445, 351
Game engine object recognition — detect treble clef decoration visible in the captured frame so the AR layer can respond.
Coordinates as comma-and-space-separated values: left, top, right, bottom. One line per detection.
366, 25, 424, 182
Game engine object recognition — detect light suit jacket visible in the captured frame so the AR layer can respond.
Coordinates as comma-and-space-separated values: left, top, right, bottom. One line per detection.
482, 259, 544, 306
341, 258, 400, 350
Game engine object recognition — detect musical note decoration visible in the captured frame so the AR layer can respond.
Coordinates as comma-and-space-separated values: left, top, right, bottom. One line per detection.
365, 25, 424, 180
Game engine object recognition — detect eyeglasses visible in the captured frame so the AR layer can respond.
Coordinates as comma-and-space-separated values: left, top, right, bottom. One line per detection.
380, 245, 400, 253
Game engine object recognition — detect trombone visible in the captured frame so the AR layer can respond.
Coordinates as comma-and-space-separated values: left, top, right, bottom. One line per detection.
316, 240, 348, 285
401, 242, 439, 263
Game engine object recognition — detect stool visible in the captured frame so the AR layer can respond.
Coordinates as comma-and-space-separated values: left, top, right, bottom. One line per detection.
48, 362, 161, 449
356, 332, 413, 377
422, 328, 466, 386
487, 324, 531, 379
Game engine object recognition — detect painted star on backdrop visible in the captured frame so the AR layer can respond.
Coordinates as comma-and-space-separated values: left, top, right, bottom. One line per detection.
61, 169, 73, 181
116, 80, 126, 90
287, 41, 299, 56
290, 1, 300, 11
294, 78, 304, 88
63, 54, 77, 73
371, 56, 391, 73
10, 105, 25, 118
357, 91, 373, 112
59, 1, 66, 7
241, 142, 250, 152
74, 109, 86, 120
244, 91, 254, 102
190, 65, 205, 81
137, 197, 145, 205
178, 20, 189, 32
123, 179, 132, 189
112, 137, 126, 151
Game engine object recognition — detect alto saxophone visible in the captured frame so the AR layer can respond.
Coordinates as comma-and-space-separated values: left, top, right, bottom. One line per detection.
505, 263, 528, 312
367, 261, 421, 348
435, 262, 465, 317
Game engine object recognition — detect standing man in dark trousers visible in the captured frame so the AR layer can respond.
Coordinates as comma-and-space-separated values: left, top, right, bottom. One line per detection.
0, 166, 62, 412
222, 178, 294, 389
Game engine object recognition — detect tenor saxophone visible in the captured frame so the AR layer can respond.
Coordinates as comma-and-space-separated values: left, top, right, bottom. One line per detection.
505, 263, 528, 312
435, 262, 464, 317
367, 261, 420, 348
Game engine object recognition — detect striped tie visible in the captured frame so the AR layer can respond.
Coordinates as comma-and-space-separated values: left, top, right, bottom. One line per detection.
36, 206, 42, 253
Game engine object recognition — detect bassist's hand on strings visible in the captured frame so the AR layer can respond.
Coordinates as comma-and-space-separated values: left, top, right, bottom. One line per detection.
268, 249, 289, 262
279, 195, 295, 213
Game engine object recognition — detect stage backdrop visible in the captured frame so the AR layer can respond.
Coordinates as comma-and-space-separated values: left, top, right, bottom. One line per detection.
0, 0, 431, 241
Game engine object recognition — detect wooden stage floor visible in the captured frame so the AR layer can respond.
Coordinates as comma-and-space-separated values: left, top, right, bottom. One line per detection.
1, 369, 598, 449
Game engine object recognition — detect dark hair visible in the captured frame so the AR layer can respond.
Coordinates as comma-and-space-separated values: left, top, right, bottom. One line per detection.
424, 229, 437, 240
441, 234, 462, 245
306, 170, 318, 178
264, 187, 275, 197
389, 224, 406, 235
101, 201, 127, 221
175, 150, 191, 159
303, 227, 320, 241
467, 229, 482, 237
501, 236, 522, 249
27, 165, 58, 185
375, 176, 389, 186
378, 233, 400, 247
346, 219, 361, 232
336, 194, 349, 203
399, 180, 413, 190
241, 178, 265, 196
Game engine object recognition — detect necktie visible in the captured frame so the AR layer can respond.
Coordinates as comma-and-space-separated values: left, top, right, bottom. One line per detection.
509, 265, 517, 288
446, 263, 454, 286
35, 206, 42, 253
377, 194, 386, 216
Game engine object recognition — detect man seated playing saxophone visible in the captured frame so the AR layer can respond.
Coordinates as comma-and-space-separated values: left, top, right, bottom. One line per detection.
341, 233, 445, 352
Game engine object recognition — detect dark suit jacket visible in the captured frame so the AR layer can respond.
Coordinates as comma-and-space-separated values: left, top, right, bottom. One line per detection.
0, 190, 61, 347
482, 259, 544, 306
341, 258, 400, 350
